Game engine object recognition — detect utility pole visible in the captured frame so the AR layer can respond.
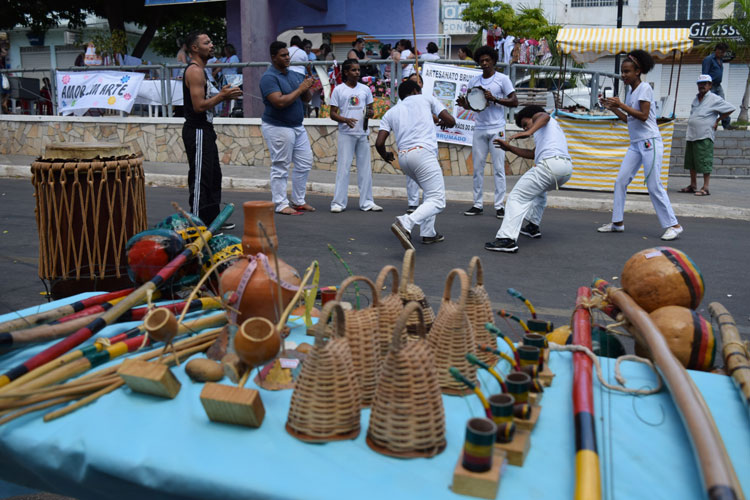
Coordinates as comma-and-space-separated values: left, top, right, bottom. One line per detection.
614, 0, 624, 96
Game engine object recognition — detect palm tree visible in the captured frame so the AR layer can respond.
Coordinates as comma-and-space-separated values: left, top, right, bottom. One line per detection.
715, 0, 750, 121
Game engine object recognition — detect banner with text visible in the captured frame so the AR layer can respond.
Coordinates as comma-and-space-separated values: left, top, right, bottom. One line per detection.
56, 71, 145, 116
421, 62, 481, 146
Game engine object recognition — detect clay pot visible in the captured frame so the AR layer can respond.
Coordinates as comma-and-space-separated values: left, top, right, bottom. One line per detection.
144, 307, 178, 343
219, 201, 301, 324
235, 317, 281, 369
242, 201, 278, 255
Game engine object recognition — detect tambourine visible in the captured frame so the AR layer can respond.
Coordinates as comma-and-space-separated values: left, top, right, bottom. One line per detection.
466, 86, 488, 112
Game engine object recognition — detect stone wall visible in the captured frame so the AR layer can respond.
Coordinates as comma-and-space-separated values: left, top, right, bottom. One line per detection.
0, 116, 534, 177
669, 123, 750, 176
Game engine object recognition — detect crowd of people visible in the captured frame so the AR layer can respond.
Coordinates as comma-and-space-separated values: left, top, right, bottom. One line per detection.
169, 32, 736, 252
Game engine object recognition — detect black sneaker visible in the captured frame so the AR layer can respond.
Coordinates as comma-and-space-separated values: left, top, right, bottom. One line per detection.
421, 233, 445, 245
484, 238, 518, 253
406, 205, 418, 214
220, 222, 236, 231
496, 208, 505, 219
391, 220, 414, 251
464, 206, 483, 216
520, 222, 541, 238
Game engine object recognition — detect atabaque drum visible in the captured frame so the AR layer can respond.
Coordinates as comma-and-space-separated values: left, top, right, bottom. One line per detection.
31, 142, 148, 298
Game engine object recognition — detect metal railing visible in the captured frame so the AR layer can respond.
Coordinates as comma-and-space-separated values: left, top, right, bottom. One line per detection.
1, 58, 620, 117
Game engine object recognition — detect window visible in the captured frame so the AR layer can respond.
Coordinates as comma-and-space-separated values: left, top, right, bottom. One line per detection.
665, 0, 713, 20
571, 0, 627, 7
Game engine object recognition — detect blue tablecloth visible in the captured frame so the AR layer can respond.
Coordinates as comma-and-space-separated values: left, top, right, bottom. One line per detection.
0, 295, 748, 500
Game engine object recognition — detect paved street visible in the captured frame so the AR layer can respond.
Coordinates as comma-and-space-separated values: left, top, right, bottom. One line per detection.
1, 178, 748, 339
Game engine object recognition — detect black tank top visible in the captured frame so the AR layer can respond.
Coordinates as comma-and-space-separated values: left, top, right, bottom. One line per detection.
183, 62, 213, 128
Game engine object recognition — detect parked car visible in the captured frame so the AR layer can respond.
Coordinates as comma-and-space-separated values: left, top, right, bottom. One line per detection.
513, 71, 616, 110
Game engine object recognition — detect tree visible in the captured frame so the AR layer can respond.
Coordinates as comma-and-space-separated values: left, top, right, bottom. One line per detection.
713, 0, 750, 122
0, 0, 226, 59
150, 17, 227, 58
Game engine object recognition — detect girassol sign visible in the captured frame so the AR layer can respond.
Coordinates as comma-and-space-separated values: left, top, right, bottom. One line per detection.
639, 20, 744, 44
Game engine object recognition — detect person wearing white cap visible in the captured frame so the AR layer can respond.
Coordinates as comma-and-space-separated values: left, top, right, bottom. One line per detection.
678, 74, 735, 196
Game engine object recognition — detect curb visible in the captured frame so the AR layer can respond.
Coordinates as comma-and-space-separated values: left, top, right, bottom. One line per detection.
2, 164, 748, 221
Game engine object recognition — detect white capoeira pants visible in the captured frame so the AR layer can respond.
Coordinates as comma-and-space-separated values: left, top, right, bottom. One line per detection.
331, 133, 375, 210
496, 157, 573, 240
396, 148, 445, 238
612, 138, 678, 228
472, 126, 507, 209
261, 122, 314, 212
406, 176, 421, 206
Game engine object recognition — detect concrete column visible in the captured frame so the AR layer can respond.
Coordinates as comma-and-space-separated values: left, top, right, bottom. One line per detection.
227, 0, 278, 118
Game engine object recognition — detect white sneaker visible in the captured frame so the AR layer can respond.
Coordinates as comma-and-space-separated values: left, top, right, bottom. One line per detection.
362, 204, 383, 212
597, 223, 625, 233
330, 205, 344, 213
660, 226, 683, 241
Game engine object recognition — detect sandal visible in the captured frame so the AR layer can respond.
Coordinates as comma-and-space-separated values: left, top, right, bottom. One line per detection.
290, 203, 316, 212
679, 185, 696, 193
277, 207, 303, 215
694, 189, 711, 196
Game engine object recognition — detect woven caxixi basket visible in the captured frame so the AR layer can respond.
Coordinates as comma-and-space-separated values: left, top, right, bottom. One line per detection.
466, 256, 499, 366
367, 301, 446, 458
374, 265, 405, 363
286, 301, 361, 442
335, 276, 381, 408
428, 268, 478, 395
399, 249, 435, 338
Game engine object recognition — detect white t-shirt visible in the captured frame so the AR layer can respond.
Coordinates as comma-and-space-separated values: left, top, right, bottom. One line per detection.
288, 46, 308, 75
401, 49, 415, 78
532, 116, 570, 166
421, 53, 440, 62
329, 82, 374, 136
467, 71, 515, 130
379, 94, 445, 156
625, 82, 660, 142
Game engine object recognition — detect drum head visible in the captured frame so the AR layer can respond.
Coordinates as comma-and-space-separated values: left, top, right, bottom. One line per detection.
467, 87, 488, 112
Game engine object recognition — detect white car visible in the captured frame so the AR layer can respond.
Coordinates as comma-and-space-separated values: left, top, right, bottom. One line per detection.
513, 71, 616, 110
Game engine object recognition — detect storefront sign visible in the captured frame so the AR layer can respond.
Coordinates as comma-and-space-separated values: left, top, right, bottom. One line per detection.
442, 1, 479, 35
422, 62, 481, 146
56, 71, 145, 115
639, 20, 744, 44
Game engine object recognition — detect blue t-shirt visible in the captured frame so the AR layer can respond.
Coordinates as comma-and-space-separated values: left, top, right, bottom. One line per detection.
260, 66, 304, 127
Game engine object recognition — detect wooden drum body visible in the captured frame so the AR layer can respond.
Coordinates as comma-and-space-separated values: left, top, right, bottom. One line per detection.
31, 143, 147, 298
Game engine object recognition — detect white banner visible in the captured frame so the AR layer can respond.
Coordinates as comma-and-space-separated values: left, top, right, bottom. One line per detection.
421, 62, 481, 146
56, 71, 145, 116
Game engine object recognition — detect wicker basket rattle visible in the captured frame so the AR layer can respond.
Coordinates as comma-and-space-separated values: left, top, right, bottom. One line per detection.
466, 256, 499, 366
286, 301, 361, 442
428, 268, 478, 395
335, 276, 381, 408
374, 265, 405, 363
399, 249, 435, 338
367, 301, 446, 458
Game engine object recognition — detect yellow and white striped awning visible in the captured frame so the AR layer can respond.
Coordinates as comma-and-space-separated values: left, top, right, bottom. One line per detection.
556, 116, 674, 193
556, 28, 693, 63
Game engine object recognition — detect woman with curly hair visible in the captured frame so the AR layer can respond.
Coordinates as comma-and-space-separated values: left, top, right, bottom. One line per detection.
599, 49, 683, 241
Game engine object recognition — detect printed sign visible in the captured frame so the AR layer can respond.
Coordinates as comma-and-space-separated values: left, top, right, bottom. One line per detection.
56, 71, 145, 115
421, 62, 481, 146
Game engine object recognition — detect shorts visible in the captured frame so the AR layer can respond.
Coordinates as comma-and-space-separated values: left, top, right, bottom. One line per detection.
684, 138, 714, 174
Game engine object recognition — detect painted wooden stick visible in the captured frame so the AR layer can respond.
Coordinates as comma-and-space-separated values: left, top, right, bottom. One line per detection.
0, 312, 225, 394
607, 286, 745, 500
3, 297, 221, 350
708, 302, 750, 413
0, 204, 232, 388
0, 288, 134, 335
573, 287, 601, 500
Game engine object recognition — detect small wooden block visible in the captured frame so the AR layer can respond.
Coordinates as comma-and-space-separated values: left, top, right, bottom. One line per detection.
514, 404, 541, 431
200, 383, 265, 428
539, 366, 555, 387
529, 391, 543, 405
117, 359, 181, 399
495, 429, 531, 466
451, 449, 507, 499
